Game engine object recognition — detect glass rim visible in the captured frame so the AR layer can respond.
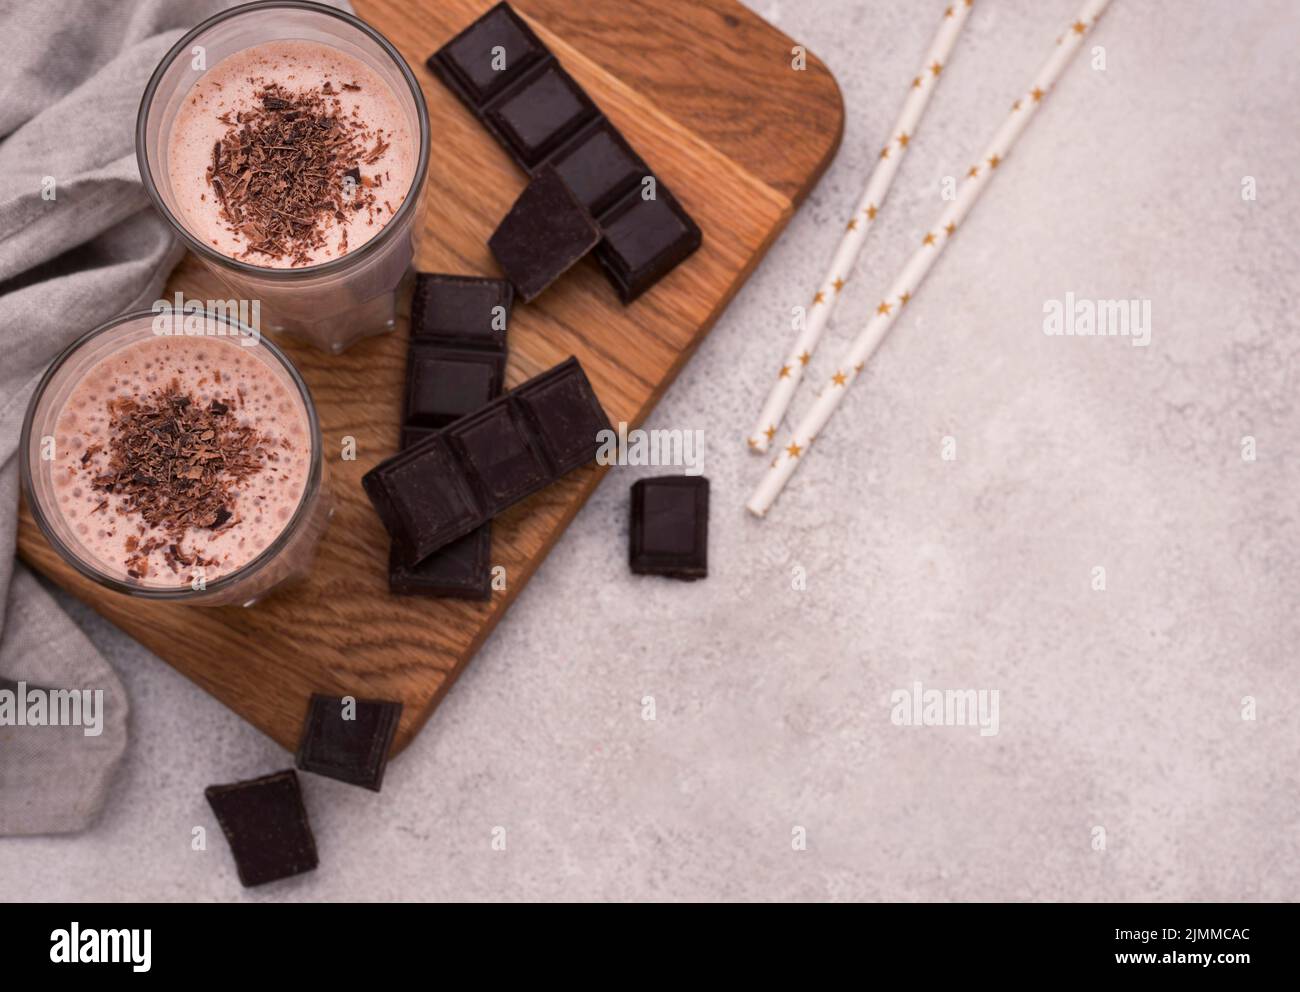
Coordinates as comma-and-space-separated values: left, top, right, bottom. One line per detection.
19, 308, 325, 601
134, 0, 431, 281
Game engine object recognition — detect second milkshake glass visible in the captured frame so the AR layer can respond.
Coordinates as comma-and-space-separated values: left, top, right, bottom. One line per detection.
136, 0, 431, 354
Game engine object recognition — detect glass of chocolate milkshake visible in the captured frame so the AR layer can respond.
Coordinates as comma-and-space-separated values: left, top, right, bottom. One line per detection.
137, 0, 430, 354
20, 309, 332, 607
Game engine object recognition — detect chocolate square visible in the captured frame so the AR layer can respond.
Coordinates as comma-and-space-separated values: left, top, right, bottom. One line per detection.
410, 273, 513, 349
406, 349, 505, 429
486, 62, 598, 168
430, 1, 548, 105
551, 121, 648, 216
389, 526, 492, 600
596, 186, 702, 302
205, 770, 318, 888
296, 694, 403, 792
629, 476, 709, 580
449, 403, 548, 507
363, 434, 481, 565
488, 165, 600, 302
514, 359, 612, 473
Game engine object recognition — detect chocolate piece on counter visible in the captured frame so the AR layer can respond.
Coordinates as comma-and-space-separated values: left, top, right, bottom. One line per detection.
428, 1, 548, 105
488, 166, 600, 302
551, 120, 648, 216
205, 770, 318, 887
406, 347, 505, 429
364, 357, 611, 565
629, 476, 709, 580
596, 186, 703, 303
429, 3, 702, 302
296, 694, 403, 791
410, 273, 513, 349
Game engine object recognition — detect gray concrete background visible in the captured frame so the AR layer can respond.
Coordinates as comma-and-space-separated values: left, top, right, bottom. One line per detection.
3, 0, 1298, 901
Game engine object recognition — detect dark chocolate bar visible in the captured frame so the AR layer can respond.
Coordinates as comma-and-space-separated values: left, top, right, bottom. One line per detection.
205, 770, 319, 888
430, 2, 701, 302
296, 694, 403, 792
365, 357, 611, 565
629, 476, 709, 580
488, 165, 601, 302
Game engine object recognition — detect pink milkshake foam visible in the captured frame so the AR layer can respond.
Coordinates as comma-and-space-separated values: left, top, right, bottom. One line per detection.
51, 333, 311, 588
167, 39, 416, 268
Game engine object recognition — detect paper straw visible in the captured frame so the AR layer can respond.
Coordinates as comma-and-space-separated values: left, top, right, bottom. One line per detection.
746, 1, 974, 454
747, 0, 1112, 517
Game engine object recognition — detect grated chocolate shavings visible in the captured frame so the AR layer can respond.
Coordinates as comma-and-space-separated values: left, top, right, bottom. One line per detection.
205, 81, 380, 266
87, 385, 277, 575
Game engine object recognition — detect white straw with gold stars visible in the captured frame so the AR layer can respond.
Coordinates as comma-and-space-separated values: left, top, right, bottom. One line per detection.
748, 0, 1112, 517
746, 0, 973, 454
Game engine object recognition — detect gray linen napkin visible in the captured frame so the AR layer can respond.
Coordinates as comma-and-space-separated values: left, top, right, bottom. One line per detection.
0, 0, 344, 836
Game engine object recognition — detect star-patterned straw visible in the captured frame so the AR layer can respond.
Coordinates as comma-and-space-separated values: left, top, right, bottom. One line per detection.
747, 0, 1113, 517
746, 0, 975, 454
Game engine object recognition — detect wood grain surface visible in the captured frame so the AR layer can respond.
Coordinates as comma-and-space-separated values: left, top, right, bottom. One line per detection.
16, 0, 843, 754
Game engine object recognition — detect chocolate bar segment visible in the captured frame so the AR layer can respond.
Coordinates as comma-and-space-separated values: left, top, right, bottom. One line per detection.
406, 348, 504, 429
389, 527, 492, 599
551, 120, 648, 216
296, 694, 403, 792
488, 165, 600, 302
596, 186, 703, 303
205, 770, 319, 888
364, 357, 612, 565
629, 476, 709, 580
410, 272, 513, 349
428, 1, 548, 105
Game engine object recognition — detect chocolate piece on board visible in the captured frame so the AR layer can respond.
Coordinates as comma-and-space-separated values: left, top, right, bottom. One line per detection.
295, 694, 403, 791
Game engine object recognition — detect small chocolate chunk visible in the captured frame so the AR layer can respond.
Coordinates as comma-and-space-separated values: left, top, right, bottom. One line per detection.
205, 770, 318, 888
550, 121, 647, 216
488, 166, 600, 302
629, 476, 709, 580
295, 695, 403, 791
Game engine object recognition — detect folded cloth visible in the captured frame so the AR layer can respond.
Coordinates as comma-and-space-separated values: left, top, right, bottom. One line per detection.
0, 0, 344, 836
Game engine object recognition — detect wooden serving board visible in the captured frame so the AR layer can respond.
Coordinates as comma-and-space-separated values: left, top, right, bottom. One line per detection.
17, 0, 842, 754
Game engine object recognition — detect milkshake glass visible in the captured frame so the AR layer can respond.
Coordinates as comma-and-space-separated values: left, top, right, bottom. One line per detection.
21, 309, 331, 607
136, 0, 431, 353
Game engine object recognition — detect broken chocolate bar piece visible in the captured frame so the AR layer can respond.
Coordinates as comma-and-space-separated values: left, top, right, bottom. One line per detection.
410, 272, 512, 349
296, 694, 403, 792
429, 2, 702, 302
596, 186, 703, 303
364, 357, 611, 565
428, 1, 549, 106
488, 165, 600, 302
629, 476, 709, 580
205, 770, 318, 888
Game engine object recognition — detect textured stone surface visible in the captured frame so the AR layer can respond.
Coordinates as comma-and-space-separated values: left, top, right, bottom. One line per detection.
4, 0, 1298, 901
